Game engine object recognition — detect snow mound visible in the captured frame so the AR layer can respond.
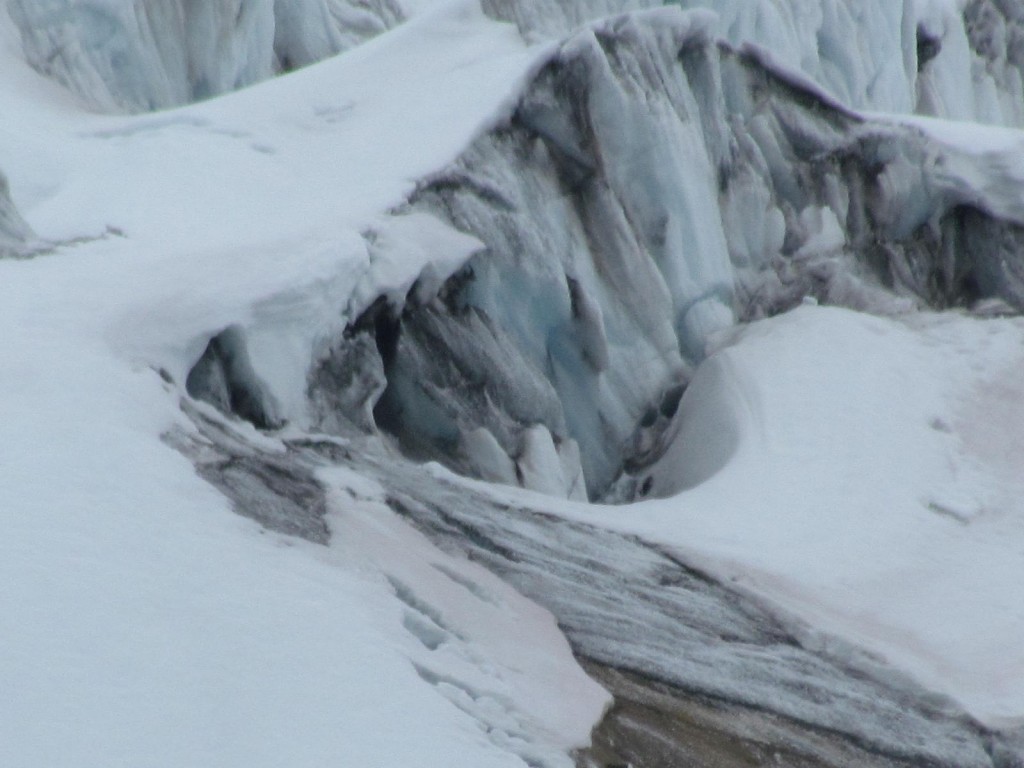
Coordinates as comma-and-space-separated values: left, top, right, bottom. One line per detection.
0, 5, 609, 766
594, 305, 1024, 727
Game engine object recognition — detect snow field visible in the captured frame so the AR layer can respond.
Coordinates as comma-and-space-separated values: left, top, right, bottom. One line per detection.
0, 4, 607, 766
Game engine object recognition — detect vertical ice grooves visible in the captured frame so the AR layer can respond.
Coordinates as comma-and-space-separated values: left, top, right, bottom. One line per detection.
322, 13, 1024, 503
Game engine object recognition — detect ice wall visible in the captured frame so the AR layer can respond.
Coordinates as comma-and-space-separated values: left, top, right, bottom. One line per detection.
10, 0, 1024, 123
486, 0, 1024, 127
676, 0, 916, 114
673, 0, 1024, 127
4, 0, 402, 112
311, 9, 1024, 500
925, 0, 1024, 126
274, 0, 401, 71
482, 0, 664, 39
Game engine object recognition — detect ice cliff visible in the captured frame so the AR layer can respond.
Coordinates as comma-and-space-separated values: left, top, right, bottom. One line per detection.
6, 0, 402, 111
12, 0, 1024, 127
307, 9, 1024, 500
671, 0, 1024, 126
11, 0, 1024, 497
492, 0, 1024, 127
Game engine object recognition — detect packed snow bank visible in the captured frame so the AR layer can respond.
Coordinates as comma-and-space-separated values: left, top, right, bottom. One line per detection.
585, 305, 1024, 727
0, 359, 605, 767
322, 466, 610, 764
0, 4, 609, 766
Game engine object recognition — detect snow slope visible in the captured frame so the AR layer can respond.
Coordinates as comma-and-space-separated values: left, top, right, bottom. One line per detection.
0, 4, 608, 766
5, 0, 1024, 762
579, 305, 1024, 727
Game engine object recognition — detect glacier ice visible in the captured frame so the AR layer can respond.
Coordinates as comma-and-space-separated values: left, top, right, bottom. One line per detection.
0, 169, 34, 256
185, 325, 284, 431
7, 0, 273, 111
274, 0, 402, 71
482, 0, 664, 39
6, 0, 1024, 764
4, 0, 403, 111
483, 0, 1024, 126
14, 0, 1024, 125
674, 0, 1024, 127
309, 7, 1024, 501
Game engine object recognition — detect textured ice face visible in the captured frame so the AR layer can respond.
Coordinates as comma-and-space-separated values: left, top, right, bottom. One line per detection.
4, 0, 402, 112
674, 0, 1024, 127
312, 9, 1024, 501
482, 0, 664, 39
6, 0, 274, 111
0, 170, 33, 255
10, 0, 1024, 124
677, 0, 918, 113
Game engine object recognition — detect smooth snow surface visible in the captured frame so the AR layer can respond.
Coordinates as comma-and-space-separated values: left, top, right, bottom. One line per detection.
0, 4, 608, 766
583, 305, 1024, 727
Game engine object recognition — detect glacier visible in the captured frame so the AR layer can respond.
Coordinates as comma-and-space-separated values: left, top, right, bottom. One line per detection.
4, 0, 1024, 766
12, 0, 1024, 125
5, 0, 404, 111
318, 9, 1024, 500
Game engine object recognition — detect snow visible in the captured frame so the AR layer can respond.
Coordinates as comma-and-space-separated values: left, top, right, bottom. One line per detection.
0, 0, 550, 414
866, 111, 1024, 229
0, 3, 608, 766
577, 305, 1024, 727
5, 0, 1024, 761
